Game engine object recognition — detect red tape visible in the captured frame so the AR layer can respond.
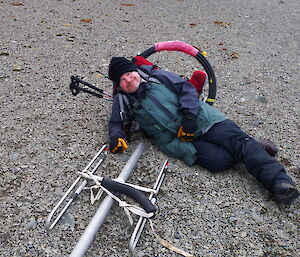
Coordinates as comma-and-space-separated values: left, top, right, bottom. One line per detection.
155, 41, 199, 57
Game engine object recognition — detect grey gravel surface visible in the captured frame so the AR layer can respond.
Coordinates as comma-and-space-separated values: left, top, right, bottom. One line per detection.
1, 0, 299, 256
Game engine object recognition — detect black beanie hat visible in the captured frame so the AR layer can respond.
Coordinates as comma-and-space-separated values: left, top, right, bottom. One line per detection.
108, 57, 138, 84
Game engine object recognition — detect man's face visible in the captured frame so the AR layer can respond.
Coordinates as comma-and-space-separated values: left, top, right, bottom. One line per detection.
119, 71, 141, 93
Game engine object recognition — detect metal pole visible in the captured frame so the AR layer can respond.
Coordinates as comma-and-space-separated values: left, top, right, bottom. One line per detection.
70, 142, 145, 257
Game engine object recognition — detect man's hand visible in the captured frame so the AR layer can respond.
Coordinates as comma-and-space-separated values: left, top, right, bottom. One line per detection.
177, 113, 197, 142
109, 137, 128, 153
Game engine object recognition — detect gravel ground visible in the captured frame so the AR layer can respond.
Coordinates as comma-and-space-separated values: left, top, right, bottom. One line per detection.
1, 0, 299, 256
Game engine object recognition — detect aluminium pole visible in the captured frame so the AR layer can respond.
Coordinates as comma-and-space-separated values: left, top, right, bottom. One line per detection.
69, 142, 145, 257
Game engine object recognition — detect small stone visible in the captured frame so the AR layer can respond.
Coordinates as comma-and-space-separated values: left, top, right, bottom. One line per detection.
254, 95, 267, 104
222, 202, 231, 207
37, 217, 44, 223
27, 244, 34, 249
174, 228, 183, 239
61, 212, 75, 230
0, 233, 7, 243
54, 187, 64, 197
251, 209, 263, 222
136, 251, 146, 257
256, 249, 264, 256
249, 242, 255, 248
3, 171, 14, 179
229, 217, 237, 223
230, 52, 239, 59
25, 218, 37, 229
240, 231, 247, 238
170, 208, 180, 214
277, 240, 286, 246
13, 65, 23, 71
9, 152, 19, 160
16, 202, 23, 207
252, 119, 264, 127
121, 154, 130, 162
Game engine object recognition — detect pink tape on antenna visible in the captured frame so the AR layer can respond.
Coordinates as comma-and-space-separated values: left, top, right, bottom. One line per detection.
154, 41, 199, 57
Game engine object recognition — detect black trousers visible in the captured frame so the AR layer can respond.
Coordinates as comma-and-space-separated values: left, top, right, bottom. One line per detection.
193, 119, 293, 191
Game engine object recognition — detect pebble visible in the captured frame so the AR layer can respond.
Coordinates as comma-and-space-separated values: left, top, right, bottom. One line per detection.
9, 152, 19, 160
25, 218, 37, 229
0, 234, 7, 243
240, 231, 248, 238
229, 217, 238, 223
170, 208, 180, 214
256, 248, 264, 256
174, 228, 183, 239
252, 119, 264, 126
61, 212, 76, 230
136, 251, 146, 257
253, 95, 267, 104
215, 200, 222, 205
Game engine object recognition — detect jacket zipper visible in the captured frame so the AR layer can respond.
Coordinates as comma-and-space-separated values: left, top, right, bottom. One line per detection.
147, 94, 177, 121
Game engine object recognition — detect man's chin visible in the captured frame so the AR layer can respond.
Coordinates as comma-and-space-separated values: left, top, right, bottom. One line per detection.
129, 88, 138, 93
129, 84, 139, 93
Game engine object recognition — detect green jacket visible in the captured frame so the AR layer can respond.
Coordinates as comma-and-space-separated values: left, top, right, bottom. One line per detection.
132, 83, 226, 165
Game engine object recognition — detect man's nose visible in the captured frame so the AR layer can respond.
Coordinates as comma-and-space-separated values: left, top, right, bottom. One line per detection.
126, 75, 133, 83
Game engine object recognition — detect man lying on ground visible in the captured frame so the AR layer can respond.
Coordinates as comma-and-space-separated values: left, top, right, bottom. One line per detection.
107, 57, 299, 205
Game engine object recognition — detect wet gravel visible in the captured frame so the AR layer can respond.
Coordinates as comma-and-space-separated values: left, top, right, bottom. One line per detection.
0, 0, 299, 256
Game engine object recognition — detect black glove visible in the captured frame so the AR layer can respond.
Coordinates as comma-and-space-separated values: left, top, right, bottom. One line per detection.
177, 113, 197, 142
109, 136, 128, 153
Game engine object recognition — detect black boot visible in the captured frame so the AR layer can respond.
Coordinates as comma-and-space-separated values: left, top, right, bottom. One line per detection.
273, 182, 300, 204
256, 138, 278, 156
